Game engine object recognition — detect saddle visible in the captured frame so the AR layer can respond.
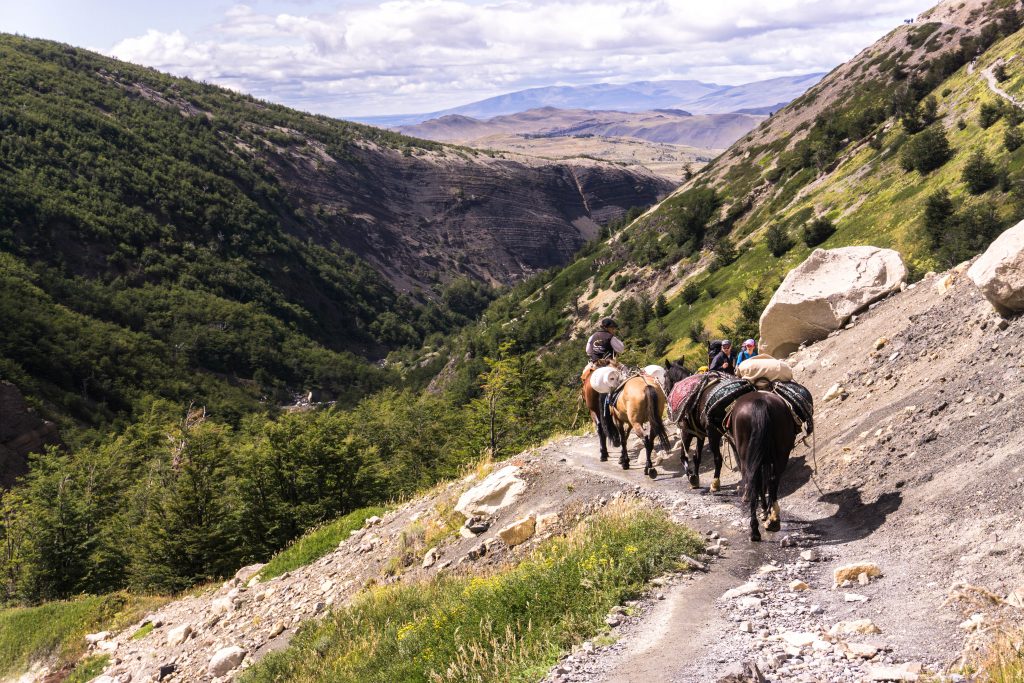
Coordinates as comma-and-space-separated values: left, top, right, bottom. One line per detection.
676, 371, 814, 438
700, 378, 757, 435
772, 380, 814, 435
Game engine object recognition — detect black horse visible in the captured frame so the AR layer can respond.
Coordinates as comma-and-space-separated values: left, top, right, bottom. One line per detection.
676, 380, 726, 493
730, 391, 798, 541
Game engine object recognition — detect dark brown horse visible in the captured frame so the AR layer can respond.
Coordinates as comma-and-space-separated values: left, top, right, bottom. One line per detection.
582, 363, 618, 462
729, 391, 798, 541
675, 379, 726, 492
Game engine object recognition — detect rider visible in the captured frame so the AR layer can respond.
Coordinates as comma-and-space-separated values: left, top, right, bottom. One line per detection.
586, 317, 625, 367
709, 339, 737, 374
736, 338, 758, 367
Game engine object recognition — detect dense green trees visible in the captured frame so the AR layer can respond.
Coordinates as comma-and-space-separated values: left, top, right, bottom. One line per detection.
801, 216, 836, 248
899, 125, 952, 174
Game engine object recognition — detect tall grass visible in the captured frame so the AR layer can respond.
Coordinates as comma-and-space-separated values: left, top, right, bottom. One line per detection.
0, 592, 165, 677
258, 506, 388, 581
978, 630, 1024, 682
243, 501, 702, 683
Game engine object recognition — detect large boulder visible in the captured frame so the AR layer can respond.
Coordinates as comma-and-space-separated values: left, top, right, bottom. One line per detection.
967, 220, 1024, 315
759, 247, 907, 357
454, 466, 527, 518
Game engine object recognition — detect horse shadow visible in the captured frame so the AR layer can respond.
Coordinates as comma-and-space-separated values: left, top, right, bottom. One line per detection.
786, 485, 903, 546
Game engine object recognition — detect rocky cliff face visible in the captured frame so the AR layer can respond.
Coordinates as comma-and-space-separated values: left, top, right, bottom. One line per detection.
0, 382, 60, 488
263, 140, 673, 289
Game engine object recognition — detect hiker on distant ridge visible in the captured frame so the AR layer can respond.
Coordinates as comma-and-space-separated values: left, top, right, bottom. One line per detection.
585, 317, 625, 369
710, 339, 737, 374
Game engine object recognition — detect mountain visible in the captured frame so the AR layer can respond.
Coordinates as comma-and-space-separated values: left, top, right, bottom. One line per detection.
0, 34, 671, 426
356, 74, 825, 127
398, 107, 765, 150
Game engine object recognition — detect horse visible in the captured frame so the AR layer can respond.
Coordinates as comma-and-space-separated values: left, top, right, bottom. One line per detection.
581, 363, 618, 462
729, 391, 798, 541
673, 376, 726, 493
607, 360, 690, 477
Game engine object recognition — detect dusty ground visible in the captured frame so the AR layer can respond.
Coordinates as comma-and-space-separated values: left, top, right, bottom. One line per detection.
57, 263, 1024, 683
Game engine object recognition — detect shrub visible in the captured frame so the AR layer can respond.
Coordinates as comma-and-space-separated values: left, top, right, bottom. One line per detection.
680, 282, 701, 305
712, 237, 738, 267
993, 63, 1009, 82
922, 189, 955, 248
961, 150, 999, 194
979, 101, 1003, 128
801, 217, 836, 247
1005, 127, 1024, 152
899, 125, 952, 174
957, 118, 967, 130
654, 294, 670, 317
765, 224, 794, 257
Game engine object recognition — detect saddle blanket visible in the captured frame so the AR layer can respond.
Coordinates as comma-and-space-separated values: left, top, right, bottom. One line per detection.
667, 374, 706, 423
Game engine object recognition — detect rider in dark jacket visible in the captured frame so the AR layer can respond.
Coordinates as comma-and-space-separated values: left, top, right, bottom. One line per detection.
710, 339, 737, 374
586, 318, 625, 364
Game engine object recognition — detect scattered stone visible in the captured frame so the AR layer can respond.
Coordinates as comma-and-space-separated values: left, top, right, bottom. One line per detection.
234, 563, 265, 584
800, 549, 820, 562
211, 596, 235, 615
843, 642, 879, 659
824, 384, 846, 402
605, 614, 623, 627
269, 621, 286, 638
422, 547, 438, 568
498, 515, 537, 546
85, 631, 110, 645
781, 632, 817, 648
535, 512, 559, 534
365, 516, 383, 526
1006, 587, 1024, 608
739, 620, 754, 633
866, 662, 922, 681
874, 337, 889, 350
157, 662, 176, 681
831, 619, 882, 635
959, 613, 985, 631
723, 582, 764, 600
844, 593, 869, 602
464, 516, 490, 534
858, 571, 871, 586
737, 596, 764, 610
165, 624, 192, 647
454, 466, 528, 518
208, 646, 246, 677
679, 554, 707, 571
789, 580, 810, 591
834, 562, 882, 585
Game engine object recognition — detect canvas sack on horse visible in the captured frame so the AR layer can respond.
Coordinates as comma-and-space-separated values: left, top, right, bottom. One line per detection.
589, 366, 623, 393
737, 354, 794, 385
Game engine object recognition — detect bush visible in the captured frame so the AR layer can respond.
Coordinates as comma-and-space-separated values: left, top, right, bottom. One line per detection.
654, 294, 670, 317
979, 101, 1003, 128
899, 125, 952, 174
1005, 127, 1024, 152
765, 224, 794, 257
801, 217, 836, 247
712, 237, 738, 267
961, 150, 999, 194
922, 189, 955, 248
994, 64, 1009, 82
680, 281, 701, 305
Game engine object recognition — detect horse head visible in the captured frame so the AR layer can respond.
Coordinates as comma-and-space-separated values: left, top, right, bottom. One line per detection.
663, 358, 691, 392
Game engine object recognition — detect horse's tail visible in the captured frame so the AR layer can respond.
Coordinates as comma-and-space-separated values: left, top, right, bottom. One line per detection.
646, 385, 671, 453
743, 396, 778, 514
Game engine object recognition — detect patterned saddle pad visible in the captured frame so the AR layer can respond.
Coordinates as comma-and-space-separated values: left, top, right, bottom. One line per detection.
773, 380, 815, 434
667, 374, 706, 423
701, 379, 757, 434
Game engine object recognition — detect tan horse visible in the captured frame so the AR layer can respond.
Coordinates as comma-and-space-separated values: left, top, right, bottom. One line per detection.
608, 375, 671, 478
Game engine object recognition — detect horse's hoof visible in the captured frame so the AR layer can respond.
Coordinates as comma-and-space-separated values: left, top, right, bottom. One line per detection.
710, 478, 720, 493
750, 533, 761, 542
620, 460, 630, 470
648, 468, 658, 479
766, 519, 781, 533
600, 454, 608, 462
688, 474, 700, 489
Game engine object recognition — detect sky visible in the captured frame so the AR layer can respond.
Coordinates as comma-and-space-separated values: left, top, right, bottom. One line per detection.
0, 0, 940, 117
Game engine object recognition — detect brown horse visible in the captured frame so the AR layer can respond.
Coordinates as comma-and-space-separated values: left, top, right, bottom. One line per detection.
609, 375, 671, 477
729, 391, 798, 541
675, 377, 726, 493
581, 364, 617, 462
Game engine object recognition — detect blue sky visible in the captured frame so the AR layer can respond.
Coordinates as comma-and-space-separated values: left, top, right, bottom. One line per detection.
0, 0, 939, 117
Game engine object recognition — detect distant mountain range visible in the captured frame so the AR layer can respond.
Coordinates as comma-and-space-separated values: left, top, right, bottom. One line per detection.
356, 73, 824, 127
398, 107, 766, 150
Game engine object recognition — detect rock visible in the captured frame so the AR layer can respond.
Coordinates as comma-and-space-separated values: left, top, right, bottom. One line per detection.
464, 516, 490, 534
823, 384, 846, 402
269, 621, 286, 638
858, 571, 871, 586
967, 219, 1024, 315
234, 563, 264, 584
834, 562, 882, 585
157, 662, 176, 680
605, 614, 623, 627
498, 515, 537, 546
535, 512, 559, 534
85, 631, 110, 645
166, 624, 192, 647
831, 619, 882, 636
759, 247, 907, 356
781, 631, 817, 648
959, 613, 985, 631
208, 646, 246, 677
789, 580, 810, 591
454, 466, 528, 518
874, 337, 889, 350
679, 554, 707, 571
739, 620, 754, 633
843, 642, 879, 659
800, 549, 820, 562
365, 515, 383, 526
422, 547, 439, 568
96, 639, 118, 652
211, 596, 235, 615
844, 592, 869, 602
866, 662, 922, 681
1006, 587, 1024, 608
723, 582, 764, 600
737, 596, 763, 609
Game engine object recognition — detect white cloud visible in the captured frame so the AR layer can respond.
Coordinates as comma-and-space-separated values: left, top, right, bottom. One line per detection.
108, 0, 936, 116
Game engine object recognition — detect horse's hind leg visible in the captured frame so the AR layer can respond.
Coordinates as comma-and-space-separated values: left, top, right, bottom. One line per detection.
619, 425, 631, 470
749, 489, 761, 542
597, 418, 609, 462
643, 433, 656, 478
709, 434, 723, 493
686, 433, 701, 489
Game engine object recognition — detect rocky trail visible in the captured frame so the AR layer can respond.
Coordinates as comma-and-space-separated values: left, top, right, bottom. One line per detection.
66, 256, 1024, 683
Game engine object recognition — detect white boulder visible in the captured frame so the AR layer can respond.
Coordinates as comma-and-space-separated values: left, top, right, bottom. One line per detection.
454, 466, 527, 518
208, 646, 246, 677
166, 623, 192, 647
967, 220, 1024, 314
759, 247, 907, 357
